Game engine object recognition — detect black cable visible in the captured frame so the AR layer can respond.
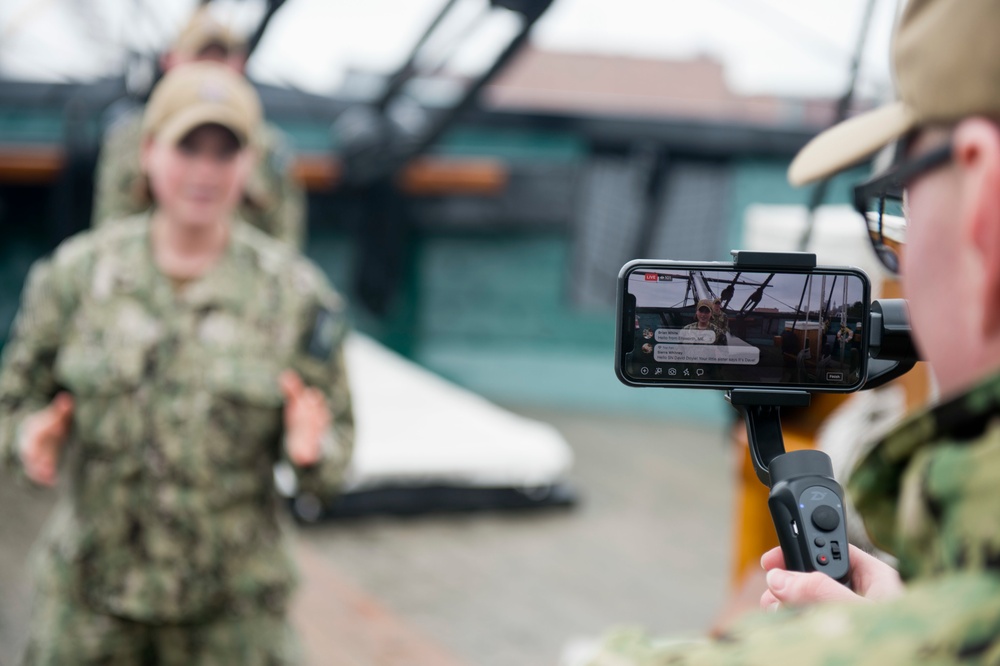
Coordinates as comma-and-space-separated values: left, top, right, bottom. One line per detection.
246, 0, 288, 58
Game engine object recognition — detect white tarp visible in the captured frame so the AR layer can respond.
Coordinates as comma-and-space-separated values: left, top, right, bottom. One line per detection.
340, 333, 574, 491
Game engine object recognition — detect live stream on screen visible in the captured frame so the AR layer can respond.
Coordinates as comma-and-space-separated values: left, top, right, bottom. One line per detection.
623, 268, 866, 387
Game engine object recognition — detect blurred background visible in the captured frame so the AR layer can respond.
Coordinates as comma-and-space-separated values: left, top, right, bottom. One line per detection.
0, 1, 901, 664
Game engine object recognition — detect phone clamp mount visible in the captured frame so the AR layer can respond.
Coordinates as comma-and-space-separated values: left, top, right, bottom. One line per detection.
725, 250, 920, 584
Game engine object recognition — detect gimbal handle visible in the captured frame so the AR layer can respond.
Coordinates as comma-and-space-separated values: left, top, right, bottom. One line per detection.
728, 389, 852, 584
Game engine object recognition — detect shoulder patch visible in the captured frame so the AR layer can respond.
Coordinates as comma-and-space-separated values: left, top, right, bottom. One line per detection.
304, 306, 341, 360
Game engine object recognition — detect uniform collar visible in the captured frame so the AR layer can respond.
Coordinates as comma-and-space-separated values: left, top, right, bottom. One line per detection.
98, 212, 253, 314
170, 221, 254, 313
879, 372, 1000, 462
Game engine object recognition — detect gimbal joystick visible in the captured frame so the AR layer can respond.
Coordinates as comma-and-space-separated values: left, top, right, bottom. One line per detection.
768, 449, 851, 583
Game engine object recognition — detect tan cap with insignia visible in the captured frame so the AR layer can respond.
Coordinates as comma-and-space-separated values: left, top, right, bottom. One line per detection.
172, 7, 245, 58
789, 0, 1000, 186
142, 61, 262, 147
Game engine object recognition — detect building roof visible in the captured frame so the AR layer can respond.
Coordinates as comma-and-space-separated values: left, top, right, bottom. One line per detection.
486, 47, 851, 128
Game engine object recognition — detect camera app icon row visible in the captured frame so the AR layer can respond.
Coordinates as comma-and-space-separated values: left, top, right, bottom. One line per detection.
638, 366, 706, 377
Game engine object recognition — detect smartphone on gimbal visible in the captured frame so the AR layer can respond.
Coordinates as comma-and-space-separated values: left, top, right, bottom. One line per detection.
615, 260, 872, 393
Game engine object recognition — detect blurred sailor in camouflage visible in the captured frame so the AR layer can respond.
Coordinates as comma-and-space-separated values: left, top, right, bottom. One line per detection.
93, 6, 306, 249
588, 0, 1000, 663
0, 62, 352, 665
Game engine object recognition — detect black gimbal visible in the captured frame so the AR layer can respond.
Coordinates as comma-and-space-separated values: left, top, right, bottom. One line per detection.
727, 251, 918, 585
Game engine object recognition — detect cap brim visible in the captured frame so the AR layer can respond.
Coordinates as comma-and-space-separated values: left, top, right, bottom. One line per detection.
788, 101, 918, 186
156, 104, 249, 147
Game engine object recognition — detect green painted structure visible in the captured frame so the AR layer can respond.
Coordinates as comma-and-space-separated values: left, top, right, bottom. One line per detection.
0, 79, 870, 424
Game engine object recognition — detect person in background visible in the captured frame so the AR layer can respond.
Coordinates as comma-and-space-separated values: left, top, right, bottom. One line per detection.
710, 298, 728, 334
682, 299, 727, 345
93, 6, 306, 249
2, 62, 352, 665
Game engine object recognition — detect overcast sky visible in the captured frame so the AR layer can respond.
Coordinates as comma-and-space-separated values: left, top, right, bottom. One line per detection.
628, 269, 865, 315
1, 0, 899, 99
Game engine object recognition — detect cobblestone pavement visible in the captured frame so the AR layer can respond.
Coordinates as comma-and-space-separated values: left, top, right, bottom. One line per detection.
297, 407, 734, 666
0, 407, 736, 666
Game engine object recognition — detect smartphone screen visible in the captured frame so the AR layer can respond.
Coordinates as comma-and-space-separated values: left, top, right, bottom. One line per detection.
615, 261, 871, 391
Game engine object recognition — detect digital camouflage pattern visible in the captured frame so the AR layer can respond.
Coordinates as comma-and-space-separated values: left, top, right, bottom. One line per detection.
93, 108, 306, 249
0, 216, 352, 661
709, 311, 728, 334
23, 553, 298, 665
589, 373, 1000, 665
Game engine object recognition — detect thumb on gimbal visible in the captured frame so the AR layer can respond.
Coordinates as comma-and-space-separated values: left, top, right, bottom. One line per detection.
764, 568, 858, 610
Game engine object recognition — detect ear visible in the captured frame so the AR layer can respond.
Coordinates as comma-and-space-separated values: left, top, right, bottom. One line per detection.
228, 54, 247, 74
237, 145, 258, 179
139, 135, 156, 175
953, 118, 1000, 335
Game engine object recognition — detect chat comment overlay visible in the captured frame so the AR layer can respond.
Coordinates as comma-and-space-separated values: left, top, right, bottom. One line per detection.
652, 344, 760, 365
655, 329, 716, 344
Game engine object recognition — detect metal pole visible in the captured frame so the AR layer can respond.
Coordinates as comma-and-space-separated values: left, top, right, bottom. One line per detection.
797, 0, 879, 251
376, 0, 462, 111
245, 0, 288, 58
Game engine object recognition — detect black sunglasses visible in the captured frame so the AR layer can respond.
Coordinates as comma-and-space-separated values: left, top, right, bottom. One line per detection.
852, 143, 952, 275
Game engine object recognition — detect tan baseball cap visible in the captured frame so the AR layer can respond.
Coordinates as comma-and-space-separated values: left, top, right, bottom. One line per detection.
696, 299, 714, 312
172, 7, 245, 58
789, 0, 1000, 186
142, 62, 262, 147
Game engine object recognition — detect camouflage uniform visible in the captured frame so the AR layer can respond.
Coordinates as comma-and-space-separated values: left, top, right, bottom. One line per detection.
93, 108, 307, 250
710, 311, 728, 334
0, 215, 353, 664
589, 373, 1000, 665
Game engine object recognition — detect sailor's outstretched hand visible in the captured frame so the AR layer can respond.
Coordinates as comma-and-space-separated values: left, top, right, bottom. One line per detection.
19, 392, 74, 486
280, 370, 330, 467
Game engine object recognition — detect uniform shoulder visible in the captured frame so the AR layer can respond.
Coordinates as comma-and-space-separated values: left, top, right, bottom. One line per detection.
101, 105, 144, 143
231, 223, 344, 307
231, 219, 293, 263
255, 121, 296, 175
50, 217, 145, 269
38, 218, 146, 300
259, 120, 293, 147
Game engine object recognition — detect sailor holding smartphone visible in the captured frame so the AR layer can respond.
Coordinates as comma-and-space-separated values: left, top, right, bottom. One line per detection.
590, 0, 1000, 662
